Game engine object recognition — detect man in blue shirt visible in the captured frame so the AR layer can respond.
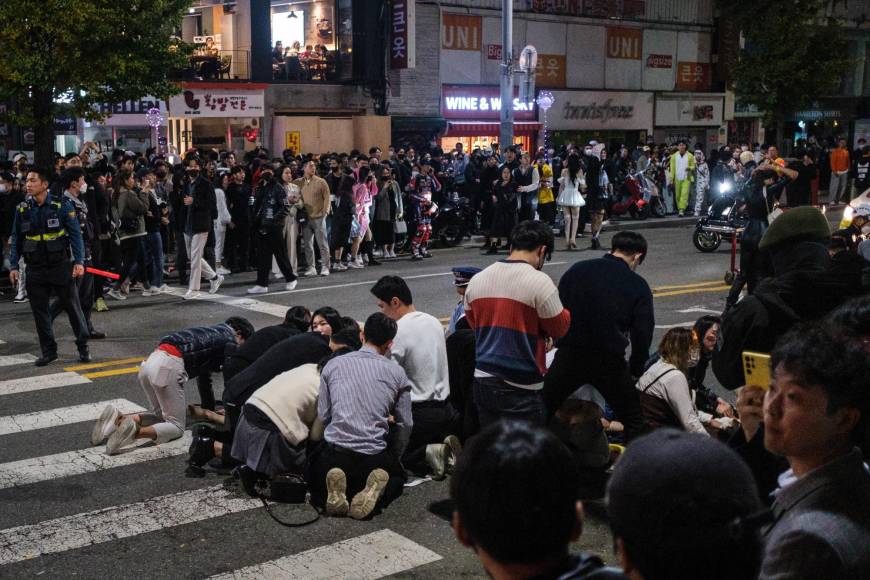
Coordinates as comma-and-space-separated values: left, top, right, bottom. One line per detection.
9, 167, 89, 366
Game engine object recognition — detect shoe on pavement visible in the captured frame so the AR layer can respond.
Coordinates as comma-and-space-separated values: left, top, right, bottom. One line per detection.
216, 266, 231, 275
188, 435, 215, 467
325, 468, 349, 517
90, 330, 107, 340
320, 268, 330, 276
106, 417, 138, 455
106, 288, 126, 301
422, 252, 433, 259
285, 280, 298, 291
346, 260, 363, 269
141, 288, 159, 297
425, 443, 448, 480
130, 282, 144, 292
302, 268, 317, 277
411, 254, 423, 261
14, 292, 28, 304
78, 346, 91, 363
209, 274, 224, 294
444, 434, 462, 474
247, 285, 269, 294
91, 404, 121, 445
157, 284, 172, 293
332, 263, 348, 272
34, 353, 58, 367
349, 468, 389, 520
368, 258, 382, 266
182, 290, 201, 300
95, 297, 109, 312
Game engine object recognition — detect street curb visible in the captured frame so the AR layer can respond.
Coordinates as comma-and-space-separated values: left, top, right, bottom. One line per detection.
469, 216, 696, 244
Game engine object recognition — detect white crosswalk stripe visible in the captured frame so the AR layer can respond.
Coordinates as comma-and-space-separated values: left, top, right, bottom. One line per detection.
0, 431, 193, 490
0, 354, 37, 367
209, 529, 442, 579
0, 372, 91, 396
0, 399, 146, 436
0, 485, 260, 566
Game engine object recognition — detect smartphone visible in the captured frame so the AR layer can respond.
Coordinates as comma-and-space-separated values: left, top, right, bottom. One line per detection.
742, 351, 771, 390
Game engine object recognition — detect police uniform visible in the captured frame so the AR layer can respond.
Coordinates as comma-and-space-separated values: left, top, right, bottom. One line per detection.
446, 266, 481, 337
9, 193, 89, 363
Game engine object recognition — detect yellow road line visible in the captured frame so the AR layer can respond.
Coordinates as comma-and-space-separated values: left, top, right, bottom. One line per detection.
65, 357, 145, 372
653, 285, 731, 298
652, 279, 723, 291
82, 366, 141, 379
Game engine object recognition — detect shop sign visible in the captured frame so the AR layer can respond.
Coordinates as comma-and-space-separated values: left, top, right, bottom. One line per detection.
53, 114, 77, 134
285, 131, 301, 154
549, 90, 654, 130
92, 97, 169, 126
655, 95, 724, 126
390, 0, 415, 69
676, 62, 710, 91
169, 89, 264, 118
734, 102, 762, 117
535, 54, 566, 88
646, 54, 673, 69
606, 27, 643, 60
441, 85, 536, 121
487, 44, 502, 60
442, 14, 481, 51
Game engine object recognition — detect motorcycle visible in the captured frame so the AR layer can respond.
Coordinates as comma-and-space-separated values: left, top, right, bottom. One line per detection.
432, 194, 478, 247
692, 180, 748, 253
609, 170, 663, 220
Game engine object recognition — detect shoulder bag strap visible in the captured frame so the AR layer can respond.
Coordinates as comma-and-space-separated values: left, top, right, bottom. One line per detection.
641, 368, 678, 394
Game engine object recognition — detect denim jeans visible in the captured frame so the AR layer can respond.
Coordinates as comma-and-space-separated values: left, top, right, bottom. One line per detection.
145, 231, 164, 287
473, 377, 546, 429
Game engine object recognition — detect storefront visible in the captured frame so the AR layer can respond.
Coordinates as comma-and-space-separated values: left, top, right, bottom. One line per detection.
653, 93, 725, 152
439, 84, 540, 152
83, 97, 169, 154
167, 83, 266, 153
783, 98, 860, 149
547, 90, 653, 150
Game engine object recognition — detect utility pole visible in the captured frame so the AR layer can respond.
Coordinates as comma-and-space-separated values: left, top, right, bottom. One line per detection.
498, 0, 513, 155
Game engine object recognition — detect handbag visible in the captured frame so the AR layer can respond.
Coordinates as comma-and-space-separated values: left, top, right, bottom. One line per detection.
394, 219, 408, 235
236, 466, 320, 527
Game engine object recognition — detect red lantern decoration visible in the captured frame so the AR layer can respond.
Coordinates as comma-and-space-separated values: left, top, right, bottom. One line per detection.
243, 126, 258, 143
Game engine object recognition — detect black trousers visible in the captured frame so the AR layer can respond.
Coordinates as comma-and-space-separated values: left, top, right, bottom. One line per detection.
307, 442, 404, 510
118, 236, 146, 286
255, 227, 296, 286
26, 262, 89, 356
50, 269, 94, 334
538, 202, 557, 226
543, 348, 648, 442
402, 400, 459, 475
225, 224, 250, 271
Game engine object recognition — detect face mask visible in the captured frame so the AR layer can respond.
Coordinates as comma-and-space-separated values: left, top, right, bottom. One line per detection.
187, 169, 200, 178
862, 223, 870, 235
155, 170, 167, 178
0, 184, 6, 193
79, 182, 88, 194
584, 148, 592, 156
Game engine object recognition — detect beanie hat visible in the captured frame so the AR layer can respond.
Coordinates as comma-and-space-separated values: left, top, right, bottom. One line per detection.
759, 206, 831, 250
607, 429, 761, 550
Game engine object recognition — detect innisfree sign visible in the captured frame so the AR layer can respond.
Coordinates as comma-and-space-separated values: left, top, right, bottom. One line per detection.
550, 90, 654, 131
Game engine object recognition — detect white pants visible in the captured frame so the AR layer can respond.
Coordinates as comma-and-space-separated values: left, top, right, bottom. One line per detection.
284, 218, 299, 275
214, 222, 227, 263
138, 350, 187, 444
302, 216, 330, 272
184, 232, 216, 292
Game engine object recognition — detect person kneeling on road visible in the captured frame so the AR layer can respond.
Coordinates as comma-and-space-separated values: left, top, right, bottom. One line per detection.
91, 317, 254, 455
309, 312, 413, 520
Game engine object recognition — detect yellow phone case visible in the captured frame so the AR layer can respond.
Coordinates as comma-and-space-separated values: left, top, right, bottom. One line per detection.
742, 351, 771, 389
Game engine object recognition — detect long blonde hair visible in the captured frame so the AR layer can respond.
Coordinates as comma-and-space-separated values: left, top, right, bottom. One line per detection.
658, 328, 695, 374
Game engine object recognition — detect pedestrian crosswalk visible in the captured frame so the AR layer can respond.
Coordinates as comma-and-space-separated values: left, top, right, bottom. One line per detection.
0, 336, 445, 578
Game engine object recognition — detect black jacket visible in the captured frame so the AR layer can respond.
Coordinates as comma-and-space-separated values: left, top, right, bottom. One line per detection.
223, 324, 302, 381
226, 182, 252, 228
555, 254, 655, 376
174, 176, 217, 234
159, 323, 237, 377
223, 332, 331, 406
253, 179, 289, 230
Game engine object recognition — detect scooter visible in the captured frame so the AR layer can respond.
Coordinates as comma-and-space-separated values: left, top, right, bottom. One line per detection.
692, 181, 748, 253
432, 194, 478, 247
609, 170, 662, 220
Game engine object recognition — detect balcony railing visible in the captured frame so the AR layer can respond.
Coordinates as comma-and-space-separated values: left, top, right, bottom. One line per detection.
171, 50, 251, 82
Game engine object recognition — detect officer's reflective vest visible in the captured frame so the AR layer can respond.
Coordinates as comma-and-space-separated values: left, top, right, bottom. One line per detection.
18, 199, 70, 266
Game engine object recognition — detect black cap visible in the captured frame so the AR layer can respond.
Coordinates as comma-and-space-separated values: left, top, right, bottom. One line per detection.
607, 429, 761, 549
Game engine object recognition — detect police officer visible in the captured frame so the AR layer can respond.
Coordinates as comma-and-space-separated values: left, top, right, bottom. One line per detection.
9, 167, 90, 366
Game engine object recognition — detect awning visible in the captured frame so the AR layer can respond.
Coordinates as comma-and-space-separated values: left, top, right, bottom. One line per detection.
444, 122, 541, 137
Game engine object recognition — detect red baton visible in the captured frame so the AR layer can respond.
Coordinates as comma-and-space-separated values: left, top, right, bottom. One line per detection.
85, 267, 120, 280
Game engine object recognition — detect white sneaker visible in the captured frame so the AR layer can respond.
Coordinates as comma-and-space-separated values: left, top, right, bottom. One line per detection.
285, 280, 298, 291
388, 250, 397, 259
302, 267, 318, 277
320, 268, 330, 276
216, 266, 231, 275
157, 284, 172, 293
183, 290, 201, 300
347, 260, 363, 269
106, 417, 138, 455
332, 263, 348, 271
106, 288, 127, 301
13, 292, 28, 303
247, 285, 269, 294
141, 288, 159, 297
209, 274, 224, 294
90, 404, 121, 445
272, 271, 284, 280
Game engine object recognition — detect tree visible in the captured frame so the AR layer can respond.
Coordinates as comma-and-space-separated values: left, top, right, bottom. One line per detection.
0, 0, 192, 166
720, 0, 852, 145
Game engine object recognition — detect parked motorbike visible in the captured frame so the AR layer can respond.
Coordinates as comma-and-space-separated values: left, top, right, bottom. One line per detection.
609, 170, 663, 220
692, 181, 748, 252
432, 194, 478, 247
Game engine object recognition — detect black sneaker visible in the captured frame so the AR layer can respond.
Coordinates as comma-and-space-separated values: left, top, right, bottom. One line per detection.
368, 258, 383, 266
78, 346, 91, 363
35, 353, 58, 367
188, 435, 215, 467
89, 331, 107, 340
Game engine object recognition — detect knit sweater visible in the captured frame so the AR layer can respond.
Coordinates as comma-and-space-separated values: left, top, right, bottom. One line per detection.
248, 363, 324, 445
464, 260, 571, 388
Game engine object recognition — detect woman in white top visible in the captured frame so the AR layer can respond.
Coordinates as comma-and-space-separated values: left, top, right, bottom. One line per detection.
636, 328, 708, 435
557, 153, 586, 250
214, 172, 232, 275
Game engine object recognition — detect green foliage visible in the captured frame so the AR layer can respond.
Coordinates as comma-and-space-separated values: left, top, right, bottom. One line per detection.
0, 0, 192, 161
720, 0, 852, 122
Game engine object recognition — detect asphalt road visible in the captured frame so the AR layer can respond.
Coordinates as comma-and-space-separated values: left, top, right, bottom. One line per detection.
0, 224, 734, 579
